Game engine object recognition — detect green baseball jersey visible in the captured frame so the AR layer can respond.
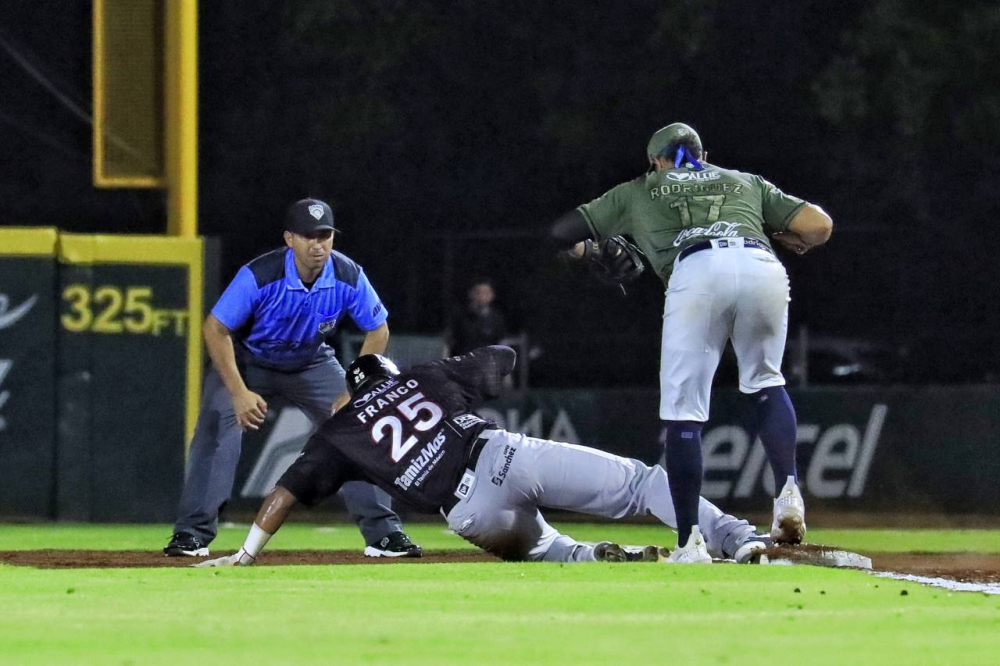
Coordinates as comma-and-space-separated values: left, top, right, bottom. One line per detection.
577, 163, 807, 283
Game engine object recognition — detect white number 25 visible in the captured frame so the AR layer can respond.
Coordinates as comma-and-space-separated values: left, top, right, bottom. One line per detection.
370, 392, 444, 462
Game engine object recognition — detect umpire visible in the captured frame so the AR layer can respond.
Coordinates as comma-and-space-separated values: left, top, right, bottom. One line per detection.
164, 198, 420, 558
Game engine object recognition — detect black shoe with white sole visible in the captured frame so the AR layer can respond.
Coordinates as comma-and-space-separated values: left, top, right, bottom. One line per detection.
364, 531, 423, 558
163, 532, 210, 557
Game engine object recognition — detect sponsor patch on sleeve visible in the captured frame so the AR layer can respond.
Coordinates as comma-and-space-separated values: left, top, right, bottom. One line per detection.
453, 414, 485, 429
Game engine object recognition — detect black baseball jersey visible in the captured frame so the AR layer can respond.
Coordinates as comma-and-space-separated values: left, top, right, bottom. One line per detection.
278, 345, 516, 513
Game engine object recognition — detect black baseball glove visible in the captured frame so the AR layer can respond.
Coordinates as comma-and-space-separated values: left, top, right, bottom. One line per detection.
579, 236, 645, 289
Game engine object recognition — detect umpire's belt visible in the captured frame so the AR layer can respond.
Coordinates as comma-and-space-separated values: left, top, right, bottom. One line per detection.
441, 429, 496, 515
678, 237, 772, 262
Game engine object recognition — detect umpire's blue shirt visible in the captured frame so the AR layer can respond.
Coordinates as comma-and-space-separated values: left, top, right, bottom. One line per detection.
212, 248, 388, 370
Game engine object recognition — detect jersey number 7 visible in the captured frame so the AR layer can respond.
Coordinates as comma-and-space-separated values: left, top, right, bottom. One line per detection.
370, 392, 444, 462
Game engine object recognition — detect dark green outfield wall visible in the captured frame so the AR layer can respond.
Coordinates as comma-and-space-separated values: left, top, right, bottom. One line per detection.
0, 230, 203, 521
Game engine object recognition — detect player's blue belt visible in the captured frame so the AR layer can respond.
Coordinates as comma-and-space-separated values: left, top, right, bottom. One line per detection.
678, 237, 772, 262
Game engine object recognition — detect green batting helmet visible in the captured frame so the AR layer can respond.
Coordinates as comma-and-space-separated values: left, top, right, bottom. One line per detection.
646, 123, 703, 161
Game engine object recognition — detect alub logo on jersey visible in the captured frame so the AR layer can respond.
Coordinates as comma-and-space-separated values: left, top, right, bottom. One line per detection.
664, 171, 720, 182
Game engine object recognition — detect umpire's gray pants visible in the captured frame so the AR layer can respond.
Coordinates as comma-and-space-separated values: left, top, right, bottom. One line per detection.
444, 430, 756, 562
174, 361, 402, 546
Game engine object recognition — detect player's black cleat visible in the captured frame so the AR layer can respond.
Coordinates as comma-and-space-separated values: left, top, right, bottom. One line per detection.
625, 545, 669, 562
594, 542, 666, 562
164, 532, 210, 557
363, 531, 423, 558
593, 541, 627, 562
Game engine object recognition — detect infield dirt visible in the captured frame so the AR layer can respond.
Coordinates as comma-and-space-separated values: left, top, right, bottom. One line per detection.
3, 548, 999, 584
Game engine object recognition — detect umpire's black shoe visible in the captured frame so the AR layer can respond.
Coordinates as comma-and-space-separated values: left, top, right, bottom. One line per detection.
163, 532, 210, 557
363, 531, 422, 558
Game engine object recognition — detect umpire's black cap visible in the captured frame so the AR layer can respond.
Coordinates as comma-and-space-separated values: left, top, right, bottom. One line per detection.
285, 198, 335, 235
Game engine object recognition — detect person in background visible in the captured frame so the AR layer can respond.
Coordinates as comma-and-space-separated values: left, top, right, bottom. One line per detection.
446, 278, 509, 356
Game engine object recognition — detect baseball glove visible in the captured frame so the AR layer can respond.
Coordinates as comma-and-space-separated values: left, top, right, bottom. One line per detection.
579, 236, 645, 288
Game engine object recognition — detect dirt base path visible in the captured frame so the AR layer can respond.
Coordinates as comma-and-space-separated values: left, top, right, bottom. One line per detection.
3, 549, 1000, 585
869, 552, 1000, 584
0, 549, 499, 569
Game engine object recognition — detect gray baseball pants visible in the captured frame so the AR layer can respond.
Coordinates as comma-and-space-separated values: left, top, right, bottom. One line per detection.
444, 430, 757, 562
174, 359, 402, 545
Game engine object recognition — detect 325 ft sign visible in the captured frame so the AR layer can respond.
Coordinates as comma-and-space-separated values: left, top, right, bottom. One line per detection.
61, 285, 190, 336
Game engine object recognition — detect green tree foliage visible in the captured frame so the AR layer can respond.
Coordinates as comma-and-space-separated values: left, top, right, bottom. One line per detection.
811, 0, 1000, 365
813, 0, 1000, 216
817, 1, 1000, 151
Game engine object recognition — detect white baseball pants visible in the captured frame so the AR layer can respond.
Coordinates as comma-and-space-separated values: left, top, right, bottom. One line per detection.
659, 239, 790, 422
443, 430, 758, 562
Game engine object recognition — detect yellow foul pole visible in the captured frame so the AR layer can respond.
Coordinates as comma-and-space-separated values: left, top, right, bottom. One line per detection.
165, 0, 199, 237
164, 0, 202, 447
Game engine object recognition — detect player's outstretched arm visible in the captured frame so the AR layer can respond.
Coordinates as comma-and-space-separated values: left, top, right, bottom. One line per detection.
430, 345, 517, 402
550, 210, 593, 251
195, 486, 299, 567
549, 210, 645, 290
552, 209, 608, 264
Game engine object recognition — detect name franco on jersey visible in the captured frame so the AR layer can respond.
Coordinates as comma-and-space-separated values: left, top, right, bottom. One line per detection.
352, 378, 422, 424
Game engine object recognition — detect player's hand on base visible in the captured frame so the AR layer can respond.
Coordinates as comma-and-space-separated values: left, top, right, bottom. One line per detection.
233, 389, 268, 431
771, 231, 812, 255
194, 553, 240, 567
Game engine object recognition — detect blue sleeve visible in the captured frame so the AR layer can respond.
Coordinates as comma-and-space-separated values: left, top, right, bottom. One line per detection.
347, 269, 389, 331
211, 266, 260, 330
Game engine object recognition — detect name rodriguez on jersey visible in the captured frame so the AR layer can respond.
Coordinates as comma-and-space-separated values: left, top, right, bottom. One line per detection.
649, 180, 743, 200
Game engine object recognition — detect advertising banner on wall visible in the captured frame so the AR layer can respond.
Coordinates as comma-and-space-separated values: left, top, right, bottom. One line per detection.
0, 228, 59, 518
234, 386, 1000, 514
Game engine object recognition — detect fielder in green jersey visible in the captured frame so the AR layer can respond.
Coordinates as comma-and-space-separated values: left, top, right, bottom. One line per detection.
548, 122, 833, 563
577, 152, 808, 283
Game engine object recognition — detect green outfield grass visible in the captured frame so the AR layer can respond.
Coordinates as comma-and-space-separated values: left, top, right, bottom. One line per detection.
2, 524, 999, 665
